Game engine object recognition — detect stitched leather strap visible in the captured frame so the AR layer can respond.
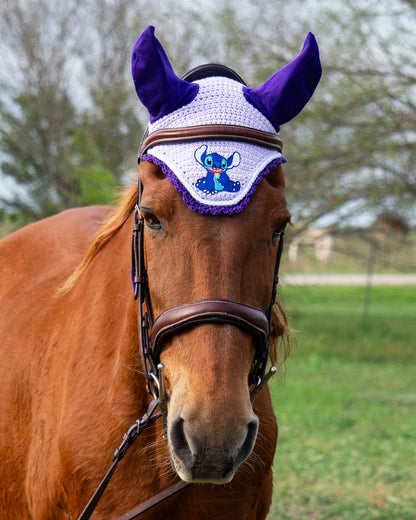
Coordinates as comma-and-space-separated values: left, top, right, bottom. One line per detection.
115, 480, 190, 520
150, 298, 269, 360
138, 124, 283, 156
77, 400, 162, 520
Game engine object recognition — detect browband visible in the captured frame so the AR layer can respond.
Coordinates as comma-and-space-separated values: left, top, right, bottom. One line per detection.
138, 124, 283, 156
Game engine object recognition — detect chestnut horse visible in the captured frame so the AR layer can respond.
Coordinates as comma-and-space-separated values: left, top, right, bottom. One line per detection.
0, 26, 320, 520
0, 161, 290, 519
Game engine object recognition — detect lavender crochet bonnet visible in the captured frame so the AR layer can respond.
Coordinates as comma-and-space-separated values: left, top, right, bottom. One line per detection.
132, 26, 321, 215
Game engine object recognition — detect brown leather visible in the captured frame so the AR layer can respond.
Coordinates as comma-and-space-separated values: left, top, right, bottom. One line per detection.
138, 124, 283, 156
115, 480, 190, 520
150, 298, 269, 358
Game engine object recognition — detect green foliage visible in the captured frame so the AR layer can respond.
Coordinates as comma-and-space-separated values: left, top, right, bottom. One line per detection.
269, 285, 416, 519
0, 88, 121, 217
226, 0, 416, 228
0, 211, 28, 238
72, 164, 117, 206
0, 0, 141, 222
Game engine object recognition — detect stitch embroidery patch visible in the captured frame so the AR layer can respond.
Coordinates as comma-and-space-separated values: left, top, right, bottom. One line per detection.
194, 145, 241, 195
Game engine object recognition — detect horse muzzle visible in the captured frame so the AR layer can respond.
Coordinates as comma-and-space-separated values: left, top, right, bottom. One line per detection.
147, 299, 270, 483
168, 409, 259, 484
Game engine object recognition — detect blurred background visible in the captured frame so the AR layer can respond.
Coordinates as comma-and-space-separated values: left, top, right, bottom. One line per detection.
0, 0, 414, 518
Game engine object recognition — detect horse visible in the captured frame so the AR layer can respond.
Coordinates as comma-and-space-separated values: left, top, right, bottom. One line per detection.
0, 26, 321, 519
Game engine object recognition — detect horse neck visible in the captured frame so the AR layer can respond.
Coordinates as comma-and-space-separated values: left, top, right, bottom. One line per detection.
71, 213, 149, 421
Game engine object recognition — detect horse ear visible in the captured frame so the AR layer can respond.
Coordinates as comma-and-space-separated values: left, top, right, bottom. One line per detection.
243, 33, 322, 130
131, 26, 199, 122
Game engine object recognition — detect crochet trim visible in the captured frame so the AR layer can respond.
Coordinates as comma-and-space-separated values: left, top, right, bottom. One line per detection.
141, 154, 287, 215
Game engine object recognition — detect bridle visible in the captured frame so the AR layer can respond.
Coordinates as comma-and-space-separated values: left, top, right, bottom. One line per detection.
131, 200, 284, 403
78, 179, 284, 520
77, 64, 285, 520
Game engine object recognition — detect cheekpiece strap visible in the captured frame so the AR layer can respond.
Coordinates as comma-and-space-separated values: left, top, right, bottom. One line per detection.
138, 124, 283, 156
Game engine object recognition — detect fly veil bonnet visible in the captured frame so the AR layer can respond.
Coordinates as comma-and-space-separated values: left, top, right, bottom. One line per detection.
132, 25, 322, 215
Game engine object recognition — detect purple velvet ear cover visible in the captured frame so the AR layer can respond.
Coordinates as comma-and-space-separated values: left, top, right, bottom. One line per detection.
131, 26, 199, 123
243, 32, 322, 130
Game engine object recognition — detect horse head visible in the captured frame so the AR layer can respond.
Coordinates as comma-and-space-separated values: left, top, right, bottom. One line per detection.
137, 161, 291, 484
131, 25, 321, 484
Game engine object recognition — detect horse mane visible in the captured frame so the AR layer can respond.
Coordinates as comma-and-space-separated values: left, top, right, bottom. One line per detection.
59, 183, 138, 294
270, 299, 292, 369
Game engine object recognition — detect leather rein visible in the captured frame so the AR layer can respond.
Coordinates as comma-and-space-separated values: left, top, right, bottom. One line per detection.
77, 123, 285, 520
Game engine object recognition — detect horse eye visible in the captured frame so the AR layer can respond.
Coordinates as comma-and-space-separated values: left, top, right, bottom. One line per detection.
271, 229, 283, 243
142, 212, 163, 231
271, 218, 290, 243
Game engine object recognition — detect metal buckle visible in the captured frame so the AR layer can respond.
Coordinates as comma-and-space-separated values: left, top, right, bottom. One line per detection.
250, 366, 277, 403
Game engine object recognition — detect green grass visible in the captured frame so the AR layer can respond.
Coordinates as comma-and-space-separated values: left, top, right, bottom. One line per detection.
268, 286, 416, 519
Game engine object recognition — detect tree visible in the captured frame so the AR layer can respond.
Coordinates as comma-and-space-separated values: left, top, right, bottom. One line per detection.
0, 0, 142, 220
307, 0, 415, 228
205, 0, 416, 230
1, 0, 415, 232
0, 0, 79, 218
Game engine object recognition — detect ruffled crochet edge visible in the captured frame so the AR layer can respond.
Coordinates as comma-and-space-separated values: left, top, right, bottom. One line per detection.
140, 153, 287, 215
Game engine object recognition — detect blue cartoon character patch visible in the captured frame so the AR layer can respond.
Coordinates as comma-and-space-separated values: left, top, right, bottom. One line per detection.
194, 145, 241, 194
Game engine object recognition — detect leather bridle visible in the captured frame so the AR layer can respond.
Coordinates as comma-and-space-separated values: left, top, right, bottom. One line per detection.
138, 124, 283, 157
78, 178, 284, 520
131, 200, 285, 401
134, 61, 284, 398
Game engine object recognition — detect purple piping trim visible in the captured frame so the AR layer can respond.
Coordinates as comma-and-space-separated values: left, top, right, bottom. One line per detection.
140, 154, 287, 215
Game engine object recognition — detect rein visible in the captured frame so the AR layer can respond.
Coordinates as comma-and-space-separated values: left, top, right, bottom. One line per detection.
77, 400, 190, 520
77, 121, 285, 520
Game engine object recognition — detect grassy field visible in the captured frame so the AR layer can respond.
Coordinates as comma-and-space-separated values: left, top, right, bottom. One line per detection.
268, 285, 416, 520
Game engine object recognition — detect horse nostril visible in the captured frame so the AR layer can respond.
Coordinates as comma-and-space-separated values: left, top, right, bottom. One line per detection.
169, 414, 259, 483
236, 419, 259, 467
169, 417, 193, 465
